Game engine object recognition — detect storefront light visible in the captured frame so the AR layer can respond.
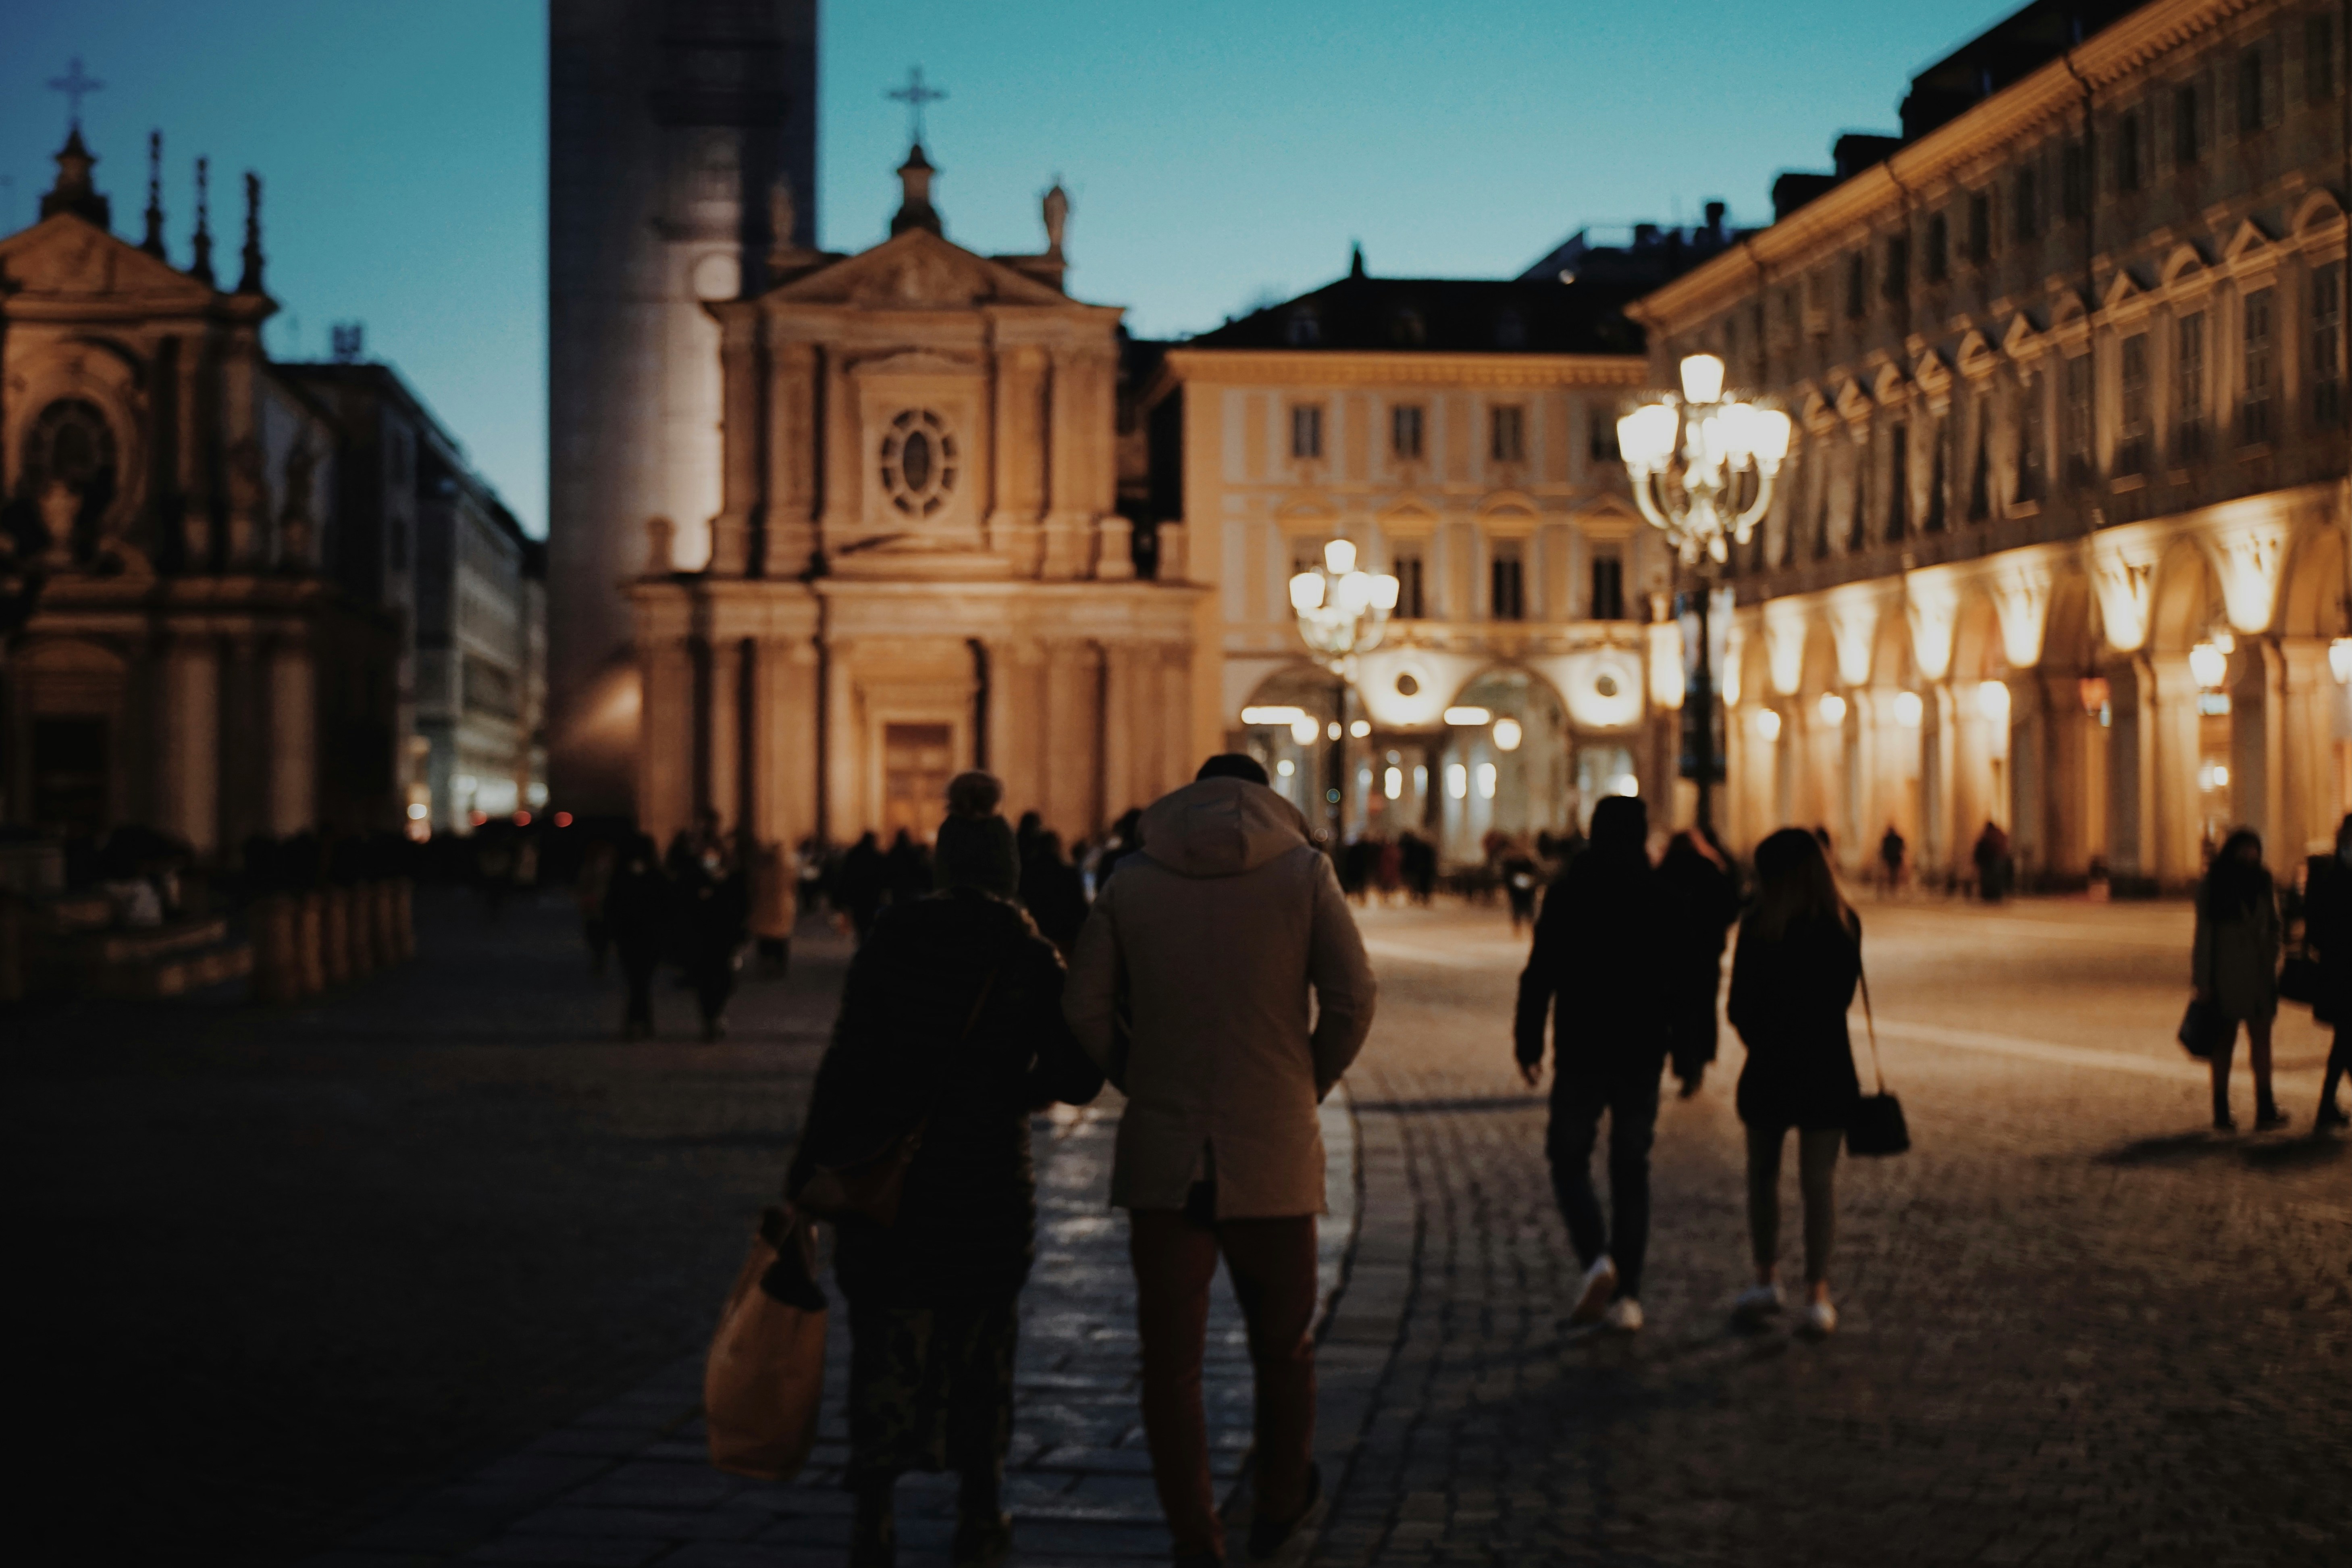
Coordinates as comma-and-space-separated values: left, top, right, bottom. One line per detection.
1445, 763, 1468, 799
406, 803, 429, 821
1443, 705, 1492, 726
1476, 762, 1498, 799
1291, 717, 1320, 745
1893, 690, 1924, 727
2189, 641, 2227, 690
1818, 691, 1848, 726
1492, 717, 1524, 751
1755, 707, 1783, 741
1349, 719, 1371, 738
1383, 766, 1403, 799
1327, 720, 1343, 741
1277, 759, 1296, 778
1977, 680, 2011, 724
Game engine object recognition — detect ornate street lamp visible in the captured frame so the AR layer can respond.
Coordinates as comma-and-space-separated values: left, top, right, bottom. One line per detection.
1288, 539, 1400, 833
1617, 354, 1793, 830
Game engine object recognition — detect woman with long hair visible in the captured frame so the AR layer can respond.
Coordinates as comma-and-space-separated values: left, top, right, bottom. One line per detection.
2194, 828, 2286, 1130
1726, 827, 1861, 1339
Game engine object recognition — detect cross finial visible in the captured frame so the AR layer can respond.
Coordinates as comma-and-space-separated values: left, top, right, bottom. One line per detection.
886, 65, 946, 145
48, 57, 104, 132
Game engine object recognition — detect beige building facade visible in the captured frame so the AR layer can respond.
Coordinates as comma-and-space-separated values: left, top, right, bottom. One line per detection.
1634, 0, 2352, 889
627, 150, 1198, 851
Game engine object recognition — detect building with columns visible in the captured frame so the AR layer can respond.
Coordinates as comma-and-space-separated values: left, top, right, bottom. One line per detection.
1632, 0, 2352, 890
0, 131, 398, 855
625, 148, 1199, 851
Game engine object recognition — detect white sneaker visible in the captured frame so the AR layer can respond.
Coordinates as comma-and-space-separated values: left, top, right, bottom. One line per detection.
1798, 1299, 1838, 1339
1732, 1283, 1786, 1325
1601, 1296, 1645, 1333
1567, 1255, 1618, 1325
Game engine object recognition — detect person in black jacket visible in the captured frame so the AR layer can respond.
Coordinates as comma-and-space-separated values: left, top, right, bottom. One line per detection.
1726, 827, 1861, 1340
793, 780, 1104, 1568
2299, 813, 2352, 1130
602, 834, 670, 1039
1657, 828, 1742, 1097
678, 839, 748, 1042
1514, 794, 1678, 1334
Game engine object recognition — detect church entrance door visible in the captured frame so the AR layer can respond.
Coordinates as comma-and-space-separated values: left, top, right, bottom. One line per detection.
881, 722, 954, 840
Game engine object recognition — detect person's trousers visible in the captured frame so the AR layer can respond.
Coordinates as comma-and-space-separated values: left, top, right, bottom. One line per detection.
1745, 1125, 1841, 1283
2323, 1024, 2352, 1111
1129, 1202, 1317, 1561
1545, 1058, 1662, 1298
620, 954, 657, 1033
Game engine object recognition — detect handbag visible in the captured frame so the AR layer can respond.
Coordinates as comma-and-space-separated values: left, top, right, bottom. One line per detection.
1845, 963, 1911, 1157
792, 965, 998, 1227
2176, 996, 2231, 1059
703, 1205, 828, 1481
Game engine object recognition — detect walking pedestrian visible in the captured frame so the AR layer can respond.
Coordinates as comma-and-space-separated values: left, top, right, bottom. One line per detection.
1878, 824, 1906, 892
838, 831, 887, 940
884, 829, 932, 911
2194, 828, 2287, 1131
1064, 755, 1376, 1568
605, 834, 669, 1039
792, 780, 1104, 1568
576, 837, 616, 973
1502, 840, 1542, 933
1514, 794, 1677, 1335
681, 839, 748, 1042
1657, 828, 1741, 1098
746, 832, 797, 978
1972, 819, 2011, 901
2301, 813, 2352, 1131
1726, 827, 1862, 1339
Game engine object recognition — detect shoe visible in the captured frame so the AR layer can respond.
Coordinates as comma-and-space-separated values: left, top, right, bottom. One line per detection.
1601, 1296, 1645, 1333
1246, 1460, 1321, 1560
951, 1510, 1013, 1568
2254, 1104, 2290, 1131
1732, 1283, 1786, 1326
2316, 1102, 2349, 1131
1567, 1255, 1618, 1325
2212, 1111, 2237, 1132
1797, 1299, 1838, 1339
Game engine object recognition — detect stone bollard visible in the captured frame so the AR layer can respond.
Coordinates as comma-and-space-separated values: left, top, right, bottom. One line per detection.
296, 891, 327, 996
250, 893, 300, 1004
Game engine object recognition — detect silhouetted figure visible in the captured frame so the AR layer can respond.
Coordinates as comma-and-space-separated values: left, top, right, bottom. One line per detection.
604, 834, 669, 1038
1972, 820, 2011, 902
838, 831, 886, 940
2196, 828, 2284, 1130
1501, 844, 1541, 932
1093, 807, 1147, 890
884, 829, 931, 909
576, 838, 616, 973
1878, 824, 1906, 891
746, 832, 796, 978
2300, 813, 2352, 1130
1658, 828, 1741, 1097
1019, 829, 1088, 952
680, 840, 749, 1041
1399, 830, 1437, 905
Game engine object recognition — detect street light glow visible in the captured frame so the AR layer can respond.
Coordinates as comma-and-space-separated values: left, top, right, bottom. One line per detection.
1492, 716, 1523, 751
1383, 766, 1402, 799
1894, 690, 1924, 727
1818, 692, 1848, 725
1755, 707, 1783, 740
1678, 353, 1726, 404
1289, 571, 1325, 612
1322, 538, 1358, 574
1443, 706, 1491, 726
1292, 718, 1320, 745
2189, 641, 2227, 689
1978, 680, 2012, 724
1476, 762, 1497, 799
1348, 719, 1370, 738
1445, 763, 1468, 799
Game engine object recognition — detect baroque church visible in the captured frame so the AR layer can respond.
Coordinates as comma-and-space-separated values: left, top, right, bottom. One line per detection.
626, 147, 1202, 851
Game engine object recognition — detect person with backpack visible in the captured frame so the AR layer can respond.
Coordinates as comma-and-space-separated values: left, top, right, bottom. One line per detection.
1726, 827, 1861, 1340
2194, 828, 2286, 1131
791, 776, 1103, 1568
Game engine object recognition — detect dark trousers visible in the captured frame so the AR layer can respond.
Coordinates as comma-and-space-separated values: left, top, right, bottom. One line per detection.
2324, 1025, 2352, 1112
1545, 1056, 1662, 1298
1130, 1202, 1317, 1561
620, 950, 658, 1035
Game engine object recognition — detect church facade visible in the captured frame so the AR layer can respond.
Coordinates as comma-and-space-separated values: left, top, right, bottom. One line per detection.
626, 150, 1200, 850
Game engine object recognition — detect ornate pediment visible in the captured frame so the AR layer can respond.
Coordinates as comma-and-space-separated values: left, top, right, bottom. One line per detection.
1955, 329, 1999, 381
1833, 377, 1874, 426
2100, 266, 2151, 312
2221, 217, 2277, 266
2159, 242, 2208, 287
766, 227, 1072, 310
2000, 312, 2043, 359
0, 212, 222, 309
1911, 348, 1954, 400
2293, 189, 2347, 237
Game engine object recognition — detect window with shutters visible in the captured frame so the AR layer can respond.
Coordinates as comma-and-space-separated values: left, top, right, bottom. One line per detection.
1885, 423, 1909, 541
1489, 544, 1524, 621
1489, 405, 1525, 464
1392, 552, 1426, 619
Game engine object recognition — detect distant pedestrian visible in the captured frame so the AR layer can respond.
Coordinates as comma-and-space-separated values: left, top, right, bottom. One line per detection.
1878, 824, 1906, 892
2194, 828, 2286, 1131
2299, 814, 2352, 1131
1400, 829, 1437, 905
746, 833, 796, 978
884, 829, 931, 911
1657, 828, 1741, 1097
1514, 794, 1676, 1335
1065, 755, 1376, 1567
838, 831, 886, 940
680, 840, 748, 1042
1502, 842, 1542, 933
1726, 827, 1862, 1339
576, 838, 616, 973
604, 834, 670, 1039
1972, 819, 2011, 902
1018, 828, 1088, 952
792, 779, 1104, 1568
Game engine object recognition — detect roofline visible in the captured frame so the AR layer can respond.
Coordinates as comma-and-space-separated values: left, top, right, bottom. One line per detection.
1629, 0, 2266, 330
1156, 346, 1649, 393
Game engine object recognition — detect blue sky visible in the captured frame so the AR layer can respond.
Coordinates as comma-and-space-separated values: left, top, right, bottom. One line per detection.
3, 0, 2025, 535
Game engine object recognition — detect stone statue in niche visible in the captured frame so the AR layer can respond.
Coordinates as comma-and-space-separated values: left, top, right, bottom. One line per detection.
1042, 182, 1069, 256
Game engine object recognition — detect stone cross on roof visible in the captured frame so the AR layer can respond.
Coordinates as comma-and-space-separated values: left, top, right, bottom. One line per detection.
886, 65, 945, 145
48, 56, 104, 131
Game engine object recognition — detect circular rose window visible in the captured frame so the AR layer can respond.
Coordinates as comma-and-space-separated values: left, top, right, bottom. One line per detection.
880, 409, 957, 517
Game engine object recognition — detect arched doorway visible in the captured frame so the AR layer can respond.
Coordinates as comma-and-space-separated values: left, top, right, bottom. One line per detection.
1233, 665, 1344, 835
1436, 668, 1570, 864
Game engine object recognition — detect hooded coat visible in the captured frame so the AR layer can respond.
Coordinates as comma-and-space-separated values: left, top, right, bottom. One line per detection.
1063, 776, 1377, 1218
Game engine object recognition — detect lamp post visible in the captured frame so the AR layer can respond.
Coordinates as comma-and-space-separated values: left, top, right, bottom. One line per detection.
1617, 353, 1793, 832
1288, 539, 1400, 836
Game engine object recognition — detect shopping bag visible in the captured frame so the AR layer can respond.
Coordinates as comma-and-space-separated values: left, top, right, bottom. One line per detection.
704, 1206, 828, 1481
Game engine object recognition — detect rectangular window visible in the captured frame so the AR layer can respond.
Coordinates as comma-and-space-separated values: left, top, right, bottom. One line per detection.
2176, 83, 2202, 166
1391, 403, 1424, 460
1883, 235, 1909, 301
2063, 354, 2094, 487
1924, 213, 1949, 283
1886, 423, 1909, 541
1589, 551, 1625, 621
2312, 263, 2344, 426
1967, 192, 1992, 264
1967, 395, 1990, 522
2013, 164, 2041, 242
2238, 47, 2265, 133
1489, 404, 1526, 463
1489, 545, 1524, 622
1587, 406, 1620, 463
2117, 112, 2143, 193
2242, 286, 2275, 444
2311, 15, 2340, 104
2016, 371, 2044, 504
1845, 252, 1867, 319
1392, 552, 1426, 619
1290, 403, 1323, 460
2176, 312, 2208, 461
2119, 333, 2150, 476
2061, 140, 2089, 220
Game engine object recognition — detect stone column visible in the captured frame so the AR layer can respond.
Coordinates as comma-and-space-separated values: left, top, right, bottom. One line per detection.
2279, 636, 2337, 865
707, 312, 761, 579
2105, 655, 2159, 885
1041, 640, 1102, 836
2035, 671, 2097, 881
706, 635, 743, 833
162, 632, 221, 858
2149, 655, 2204, 888
267, 633, 316, 837
824, 639, 862, 842
2229, 639, 2288, 868
990, 346, 1048, 574
767, 340, 820, 576
1160, 647, 1193, 802
1922, 682, 1955, 880
638, 630, 695, 849
750, 633, 819, 851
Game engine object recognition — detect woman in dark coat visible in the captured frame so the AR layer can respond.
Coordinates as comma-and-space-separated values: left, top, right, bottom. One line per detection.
2301, 814, 2352, 1130
1657, 828, 1742, 1097
1726, 827, 1860, 1340
602, 834, 670, 1039
793, 783, 1104, 1568
2194, 828, 2285, 1130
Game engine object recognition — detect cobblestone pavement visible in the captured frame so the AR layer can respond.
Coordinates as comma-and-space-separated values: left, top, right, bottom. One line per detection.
1314, 896, 2350, 1568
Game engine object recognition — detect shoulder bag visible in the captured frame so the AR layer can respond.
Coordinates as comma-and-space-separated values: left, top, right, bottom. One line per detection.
793, 963, 999, 1227
1845, 961, 1911, 1157
2176, 995, 2231, 1059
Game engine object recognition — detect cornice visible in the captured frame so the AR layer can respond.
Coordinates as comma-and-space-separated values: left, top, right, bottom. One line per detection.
1633, 0, 2271, 329
1158, 348, 1647, 389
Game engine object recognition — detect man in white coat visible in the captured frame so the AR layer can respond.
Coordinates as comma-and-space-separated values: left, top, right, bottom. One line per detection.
1065, 754, 1376, 1566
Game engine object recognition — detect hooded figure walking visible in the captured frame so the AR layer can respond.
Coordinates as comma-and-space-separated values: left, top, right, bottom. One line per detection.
1514, 794, 1678, 1333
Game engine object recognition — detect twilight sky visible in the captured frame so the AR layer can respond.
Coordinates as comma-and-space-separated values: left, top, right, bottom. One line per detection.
2, 0, 2022, 536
